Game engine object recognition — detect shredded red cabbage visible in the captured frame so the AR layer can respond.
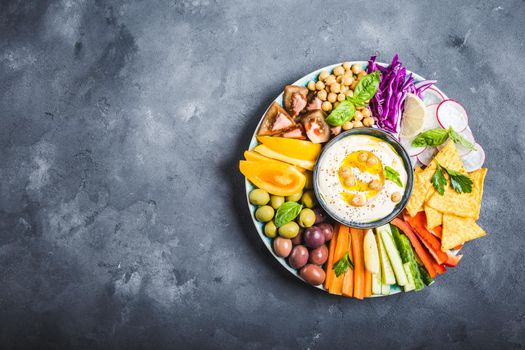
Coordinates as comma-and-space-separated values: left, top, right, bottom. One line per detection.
367, 55, 436, 133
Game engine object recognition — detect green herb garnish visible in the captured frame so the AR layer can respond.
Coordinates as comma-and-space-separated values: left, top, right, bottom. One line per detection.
444, 168, 473, 194
411, 127, 475, 150
325, 70, 380, 126
431, 161, 447, 195
448, 127, 476, 152
384, 166, 403, 187
274, 202, 303, 227
431, 160, 473, 195
411, 128, 450, 147
333, 251, 354, 277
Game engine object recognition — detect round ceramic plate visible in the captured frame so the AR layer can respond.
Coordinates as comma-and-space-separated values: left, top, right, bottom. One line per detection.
245, 61, 449, 295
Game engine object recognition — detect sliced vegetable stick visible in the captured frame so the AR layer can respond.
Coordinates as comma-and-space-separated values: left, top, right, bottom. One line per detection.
342, 237, 354, 297
351, 229, 366, 300
329, 225, 350, 295
404, 213, 448, 264
323, 225, 339, 290
391, 218, 437, 278
365, 270, 372, 297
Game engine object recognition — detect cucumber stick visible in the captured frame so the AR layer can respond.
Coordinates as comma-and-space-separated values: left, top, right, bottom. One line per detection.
376, 230, 395, 285
403, 263, 415, 292
378, 225, 408, 286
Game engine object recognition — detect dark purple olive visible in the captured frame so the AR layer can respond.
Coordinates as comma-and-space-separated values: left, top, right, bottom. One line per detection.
318, 223, 334, 241
313, 208, 327, 224
300, 264, 326, 285
288, 245, 309, 269
291, 228, 304, 245
304, 226, 325, 249
309, 244, 328, 265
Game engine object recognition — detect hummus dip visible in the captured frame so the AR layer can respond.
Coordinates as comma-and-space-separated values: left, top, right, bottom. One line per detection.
317, 134, 408, 223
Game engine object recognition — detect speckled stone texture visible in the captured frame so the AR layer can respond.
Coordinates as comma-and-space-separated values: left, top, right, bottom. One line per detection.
0, 0, 524, 349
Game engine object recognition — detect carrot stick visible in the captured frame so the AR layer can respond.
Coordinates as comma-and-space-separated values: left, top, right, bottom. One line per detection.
365, 270, 372, 297
342, 236, 354, 297
329, 225, 350, 295
351, 229, 365, 300
391, 218, 437, 278
404, 213, 448, 264
323, 225, 339, 290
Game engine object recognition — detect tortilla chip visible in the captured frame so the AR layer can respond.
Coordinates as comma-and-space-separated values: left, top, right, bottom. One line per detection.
414, 166, 422, 175
442, 214, 486, 250
425, 205, 442, 229
406, 141, 464, 216
426, 168, 487, 219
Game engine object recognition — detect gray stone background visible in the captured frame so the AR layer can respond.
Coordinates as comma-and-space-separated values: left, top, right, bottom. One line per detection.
1, 0, 524, 349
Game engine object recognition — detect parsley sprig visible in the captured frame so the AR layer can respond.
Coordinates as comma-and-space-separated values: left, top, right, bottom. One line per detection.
333, 251, 354, 277
431, 160, 473, 195
384, 166, 403, 187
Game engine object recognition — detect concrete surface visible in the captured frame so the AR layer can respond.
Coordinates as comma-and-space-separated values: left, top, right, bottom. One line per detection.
1, 0, 524, 349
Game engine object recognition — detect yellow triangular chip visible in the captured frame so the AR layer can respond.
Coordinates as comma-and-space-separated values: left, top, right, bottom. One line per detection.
406, 141, 464, 216
427, 168, 487, 219
442, 214, 486, 250
424, 205, 442, 229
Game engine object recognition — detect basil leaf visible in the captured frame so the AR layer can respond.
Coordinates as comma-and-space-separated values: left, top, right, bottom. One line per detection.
411, 128, 450, 148
448, 127, 476, 152
325, 100, 356, 126
333, 251, 354, 277
274, 202, 303, 227
384, 166, 402, 187
352, 70, 380, 102
431, 161, 447, 195
444, 168, 473, 194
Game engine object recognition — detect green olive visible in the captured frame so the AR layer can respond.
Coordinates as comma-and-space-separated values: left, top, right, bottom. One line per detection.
249, 189, 270, 206
264, 221, 277, 238
278, 221, 300, 239
286, 191, 303, 202
270, 195, 285, 209
255, 205, 274, 222
298, 208, 316, 228
301, 190, 317, 208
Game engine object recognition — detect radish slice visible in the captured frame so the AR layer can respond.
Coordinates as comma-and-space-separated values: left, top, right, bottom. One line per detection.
401, 137, 425, 157
436, 99, 468, 132
424, 103, 441, 130
417, 147, 438, 166
422, 87, 444, 106
409, 156, 418, 167
461, 143, 485, 172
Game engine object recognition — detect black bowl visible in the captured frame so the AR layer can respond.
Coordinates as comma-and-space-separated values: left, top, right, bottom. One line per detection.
313, 128, 414, 229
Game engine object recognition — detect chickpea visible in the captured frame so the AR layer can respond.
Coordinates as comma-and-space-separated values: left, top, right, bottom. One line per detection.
358, 152, 369, 162
337, 93, 346, 102
340, 85, 348, 93
307, 80, 316, 91
327, 92, 337, 103
351, 64, 363, 74
342, 121, 353, 130
333, 101, 340, 109
350, 80, 358, 90
367, 156, 378, 166
358, 71, 367, 80
336, 75, 343, 83
315, 81, 325, 90
369, 180, 382, 191
319, 71, 329, 81
345, 90, 354, 97
353, 110, 364, 121
391, 192, 402, 202
363, 117, 375, 127
351, 194, 366, 207
353, 121, 364, 128
344, 176, 356, 187
342, 62, 352, 71
341, 75, 354, 86
322, 101, 333, 112
317, 90, 327, 101
330, 83, 341, 94
333, 66, 345, 76
362, 108, 372, 117
325, 75, 336, 85
340, 166, 352, 178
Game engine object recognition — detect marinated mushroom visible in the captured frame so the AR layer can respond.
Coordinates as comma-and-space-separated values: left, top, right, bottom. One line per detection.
283, 85, 308, 117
